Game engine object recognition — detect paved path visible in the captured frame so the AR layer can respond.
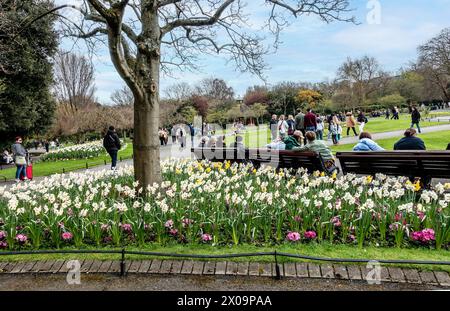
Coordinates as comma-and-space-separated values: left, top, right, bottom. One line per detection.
324, 124, 450, 147
0, 259, 448, 290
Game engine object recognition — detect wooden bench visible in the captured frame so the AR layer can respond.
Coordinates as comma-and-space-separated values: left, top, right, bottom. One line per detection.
191, 147, 249, 165
191, 147, 332, 174
336, 151, 450, 187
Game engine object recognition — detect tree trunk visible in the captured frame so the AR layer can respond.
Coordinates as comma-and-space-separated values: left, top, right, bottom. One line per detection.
133, 91, 161, 188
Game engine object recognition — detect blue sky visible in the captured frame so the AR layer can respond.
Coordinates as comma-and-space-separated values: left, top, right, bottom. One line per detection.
58, 0, 450, 104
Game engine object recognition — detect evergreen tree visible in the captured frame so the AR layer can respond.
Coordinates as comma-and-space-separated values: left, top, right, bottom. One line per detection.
0, 0, 58, 143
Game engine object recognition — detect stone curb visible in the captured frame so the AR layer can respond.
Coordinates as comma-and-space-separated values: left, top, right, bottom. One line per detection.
0, 260, 449, 287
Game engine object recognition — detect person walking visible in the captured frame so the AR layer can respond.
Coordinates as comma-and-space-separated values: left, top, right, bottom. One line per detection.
345, 112, 358, 136
103, 126, 121, 170
329, 120, 339, 145
316, 118, 324, 140
356, 110, 367, 133
12, 136, 28, 182
269, 114, 278, 141
277, 115, 289, 139
294, 109, 305, 136
411, 107, 422, 133
286, 115, 296, 136
171, 126, 177, 144
304, 108, 317, 133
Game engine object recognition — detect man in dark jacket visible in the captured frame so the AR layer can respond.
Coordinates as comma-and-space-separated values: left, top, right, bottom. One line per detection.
410, 107, 421, 133
394, 128, 426, 150
103, 126, 122, 170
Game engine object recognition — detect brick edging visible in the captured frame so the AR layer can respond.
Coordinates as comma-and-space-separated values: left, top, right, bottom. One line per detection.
0, 260, 449, 287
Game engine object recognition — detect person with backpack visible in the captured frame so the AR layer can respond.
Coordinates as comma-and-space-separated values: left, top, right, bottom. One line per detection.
103, 126, 121, 170
411, 107, 422, 133
12, 136, 28, 182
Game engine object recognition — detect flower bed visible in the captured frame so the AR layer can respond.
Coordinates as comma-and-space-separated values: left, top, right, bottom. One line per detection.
39, 141, 106, 161
0, 159, 449, 250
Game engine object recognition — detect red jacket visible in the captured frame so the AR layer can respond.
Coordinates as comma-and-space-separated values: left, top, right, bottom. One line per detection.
304, 112, 317, 128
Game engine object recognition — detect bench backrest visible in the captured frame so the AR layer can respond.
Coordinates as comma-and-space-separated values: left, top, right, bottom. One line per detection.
247, 149, 324, 172
191, 147, 248, 163
336, 151, 450, 178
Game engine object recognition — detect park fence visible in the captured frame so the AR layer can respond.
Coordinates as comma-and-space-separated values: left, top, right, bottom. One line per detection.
1, 248, 449, 279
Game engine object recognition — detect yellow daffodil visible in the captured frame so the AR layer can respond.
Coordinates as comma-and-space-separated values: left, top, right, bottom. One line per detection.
206, 167, 211, 173
366, 175, 373, 184
320, 172, 325, 177
331, 171, 337, 180
414, 181, 421, 192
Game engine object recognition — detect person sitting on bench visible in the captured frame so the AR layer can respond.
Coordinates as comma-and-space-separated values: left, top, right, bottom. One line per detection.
352, 132, 385, 151
394, 128, 426, 150
283, 130, 304, 150
293, 131, 336, 172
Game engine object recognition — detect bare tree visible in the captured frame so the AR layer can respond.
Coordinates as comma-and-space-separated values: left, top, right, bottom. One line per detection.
417, 28, 450, 102
53, 50, 96, 110
195, 77, 235, 101
337, 56, 388, 107
163, 81, 193, 101
44, 0, 354, 188
111, 84, 134, 106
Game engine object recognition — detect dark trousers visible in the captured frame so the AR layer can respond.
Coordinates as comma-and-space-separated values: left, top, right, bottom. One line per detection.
108, 150, 118, 168
347, 127, 357, 136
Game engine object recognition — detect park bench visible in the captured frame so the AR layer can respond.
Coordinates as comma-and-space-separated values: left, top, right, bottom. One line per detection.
191, 147, 333, 174
336, 151, 450, 187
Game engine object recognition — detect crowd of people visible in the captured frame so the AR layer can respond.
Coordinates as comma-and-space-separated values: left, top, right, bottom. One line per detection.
268, 108, 371, 147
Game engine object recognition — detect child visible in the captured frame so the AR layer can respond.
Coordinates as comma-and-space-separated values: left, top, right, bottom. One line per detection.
316, 118, 324, 140
337, 123, 343, 142
329, 121, 339, 145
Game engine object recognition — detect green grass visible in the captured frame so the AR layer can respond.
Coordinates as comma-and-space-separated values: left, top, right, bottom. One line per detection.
0, 243, 448, 272
361, 114, 446, 134
331, 130, 450, 153
0, 142, 133, 181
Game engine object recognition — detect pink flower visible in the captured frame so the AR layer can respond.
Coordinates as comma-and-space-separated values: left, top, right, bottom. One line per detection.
416, 211, 425, 221
410, 228, 435, 243
201, 234, 212, 242
61, 232, 73, 241
286, 231, 301, 242
169, 228, 178, 236
165, 219, 174, 229
182, 218, 194, 227
331, 216, 341, 227
121, 223, 132, 233
294, 216, 302, 223
15, 234, 28, 244
58, 222, 65, 229
304, 231, 317, 239
0, 231, 6, 240
335, 199, 342, 210
0, 241, 7, 249
348, 234, 356, 242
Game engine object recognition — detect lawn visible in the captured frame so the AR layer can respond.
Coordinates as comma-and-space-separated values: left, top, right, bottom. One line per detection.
0, 141, 133, 181
331, 130, 450, 153
215, 113, 450, 148
0, 243, 448, 272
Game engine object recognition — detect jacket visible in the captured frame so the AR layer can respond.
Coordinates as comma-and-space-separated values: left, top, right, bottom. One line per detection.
357, 114, 367, 123
346, 115, 356, 127
411, 110, 421, 123
292, 140, 334, 162
304, 112, 317, 128
11, 143, 27, 157
394, 136, 426, 150
283, 135, 303, 150
353, 138, 385, 151
103, 130, 121, 152
294, 113, 305, 130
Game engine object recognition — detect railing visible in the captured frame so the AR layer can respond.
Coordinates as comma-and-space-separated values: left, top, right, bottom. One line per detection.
1, 248, 449, 279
